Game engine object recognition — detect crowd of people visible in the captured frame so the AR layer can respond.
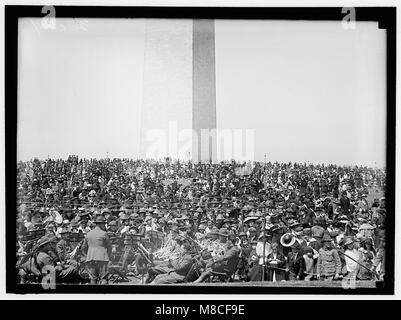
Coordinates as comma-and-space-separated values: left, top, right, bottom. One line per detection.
16, 156, 387, 285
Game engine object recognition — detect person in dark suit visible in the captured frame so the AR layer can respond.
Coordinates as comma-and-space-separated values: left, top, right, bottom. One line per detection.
266, 243, 287, 281
286, 242, 304, 280
82, 215, 112, 284
340, 191, 351, 216
331, 175, 340, 198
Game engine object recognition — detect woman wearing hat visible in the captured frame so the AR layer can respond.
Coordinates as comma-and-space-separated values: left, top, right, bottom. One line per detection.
356, 238, 375, 280
343, 237, 363, 279
266, 243, 287, 282
247, 227, 258, 243
248, 232, 272, 282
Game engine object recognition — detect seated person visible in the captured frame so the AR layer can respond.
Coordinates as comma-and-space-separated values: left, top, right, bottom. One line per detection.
144, 237, 186, 283
19, 235, 83, 284
151, 241, 194, 284
193, 234, 240, 283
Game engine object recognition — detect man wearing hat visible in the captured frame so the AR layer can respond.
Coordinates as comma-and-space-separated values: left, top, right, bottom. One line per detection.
56, 228, 71, 263
20, 235, 81, 284
77, 217, 90, 234
286, 242, 304, 280
82, 215, 112, 284
107, 220, 119, 233
151, 239, 194, 284
237, 232, 252, 280
18, 235, 55, 283
300, 228, 321, 252
246, 240, 259, 272
195, 224, 206, 240
215, 213, 225, 229
194, 234, 240, 283
266, 242, 287, 281
117, 213, 130, 234
144, 236, 187, 284
311, 221, 325, 247
144, 215, 154, 233
316, 233, 341, 280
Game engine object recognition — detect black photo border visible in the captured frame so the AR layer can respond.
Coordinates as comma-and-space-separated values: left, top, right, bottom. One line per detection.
5, 5, 396, 295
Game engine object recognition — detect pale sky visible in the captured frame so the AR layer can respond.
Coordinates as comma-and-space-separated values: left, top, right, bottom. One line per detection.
18, 18, 386, 167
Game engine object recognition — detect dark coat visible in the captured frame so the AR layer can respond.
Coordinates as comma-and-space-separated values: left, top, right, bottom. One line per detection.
266, 252, 287, 281
340, 195, 351, 215
287, 251, 304, 279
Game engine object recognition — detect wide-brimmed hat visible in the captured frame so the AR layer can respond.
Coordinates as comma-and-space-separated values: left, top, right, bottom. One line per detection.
244, 216, 258, 223
130, 213, 139, 219
79, 211, 89, 218
108, 220, 117, 226
288, 220, 301, 229
271, 224, 282, 232
93, 215, 106, 224
120, 213, 129, 220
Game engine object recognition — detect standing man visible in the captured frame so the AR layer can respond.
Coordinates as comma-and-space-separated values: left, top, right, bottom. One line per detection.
316, 234, 341, 280
287, 242, 304, 280
83, 215, 112, 284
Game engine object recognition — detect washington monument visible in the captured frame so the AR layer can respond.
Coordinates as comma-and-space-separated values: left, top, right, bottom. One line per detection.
140, 19, 217, 162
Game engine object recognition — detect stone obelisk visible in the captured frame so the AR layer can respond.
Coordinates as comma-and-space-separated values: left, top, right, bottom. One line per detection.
140, 19, 216, 162
192, 20, 217, 163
